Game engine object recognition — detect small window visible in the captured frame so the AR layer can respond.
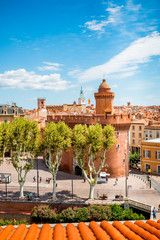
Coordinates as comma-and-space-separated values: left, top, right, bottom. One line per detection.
132, 133, 135, 137
155, 151, 160, 159
117, 131, 120, 136
139, 126, 142, 131
149, 131, 152, 138
145, 131, 148, 138
4, 119, 7, 123
132, 126, 135, 130
139, 133, 142, 138
116, 144, 120, 150
143, 150, 151, 158
132, 139, 135, 144
156, 131, 160, 138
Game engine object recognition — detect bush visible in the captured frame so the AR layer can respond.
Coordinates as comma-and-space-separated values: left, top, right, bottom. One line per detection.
31, 205, 57, 223
59, 207, 77, 223
0, 219, 29, 226
111, 204, 145, 221
31, 203, 145, 223
87, 205, 111, 222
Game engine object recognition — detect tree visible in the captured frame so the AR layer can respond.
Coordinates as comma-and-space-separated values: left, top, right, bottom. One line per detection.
72, 124, 116, 199
10, 118, 40, 197
43, 121, 72, 200
0, 122, 12, 164
129, 152, 140, 166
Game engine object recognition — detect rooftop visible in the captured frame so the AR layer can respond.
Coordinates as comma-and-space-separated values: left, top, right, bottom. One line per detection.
1, 220, 160, 239
142, 138, 160, 144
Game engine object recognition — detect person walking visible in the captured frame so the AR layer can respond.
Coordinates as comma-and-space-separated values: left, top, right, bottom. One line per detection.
153, 207, 156, 219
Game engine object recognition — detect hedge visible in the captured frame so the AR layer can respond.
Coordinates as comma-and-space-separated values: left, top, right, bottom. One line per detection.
31, 204, 145, 223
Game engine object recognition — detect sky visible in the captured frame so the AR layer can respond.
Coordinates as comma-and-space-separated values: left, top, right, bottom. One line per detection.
0, 0, 160, 109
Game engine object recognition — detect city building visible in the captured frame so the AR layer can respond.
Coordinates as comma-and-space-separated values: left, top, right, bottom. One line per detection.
141, 138, 160, 173
0, 103, 24, 124
130, 119, 148, 153
144, 122, 160, 140
47, 79, 131, 177
46, 87, 86, 114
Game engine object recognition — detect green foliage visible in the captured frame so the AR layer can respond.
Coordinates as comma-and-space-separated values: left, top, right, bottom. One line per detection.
0, 122, 12, 162
11, 117, 40, 156
31, 205, 57, 223
44, 121, 72, 152
111, 204, 145, 221
10, 118, 41, 179
43, 122, 72, 199
31, 203, 144, 223
129, 152, 140, 165
0, 218, 29, 226
103, 125, 117, 151
72, 124, 116, 199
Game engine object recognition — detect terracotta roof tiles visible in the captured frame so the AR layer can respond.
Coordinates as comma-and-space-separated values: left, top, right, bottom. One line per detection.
1, 220, 160, 240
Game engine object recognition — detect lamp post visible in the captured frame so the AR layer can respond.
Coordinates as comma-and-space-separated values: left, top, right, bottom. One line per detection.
36, 158, 39, 198
124, 152, 128, 198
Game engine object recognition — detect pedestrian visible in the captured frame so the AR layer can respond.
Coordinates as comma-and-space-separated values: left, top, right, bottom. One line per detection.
114, 179, 117, 186
29, 192, 33, 201
40, 177, 42, 183
106, 176, 108, 183
33, 176, 36, 182
153, 207, 156, 219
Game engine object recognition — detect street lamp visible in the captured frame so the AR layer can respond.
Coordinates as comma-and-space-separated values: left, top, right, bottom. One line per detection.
124, 152, 128, 198
36, 158, 39, 198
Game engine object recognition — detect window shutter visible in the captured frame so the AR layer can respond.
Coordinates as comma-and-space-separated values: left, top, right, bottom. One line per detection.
148, 151, 151, 158
143, 150, 145, 157
155, 151, 157, 159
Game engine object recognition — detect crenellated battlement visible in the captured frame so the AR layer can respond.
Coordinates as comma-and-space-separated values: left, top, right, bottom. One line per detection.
47, 113, 131, 130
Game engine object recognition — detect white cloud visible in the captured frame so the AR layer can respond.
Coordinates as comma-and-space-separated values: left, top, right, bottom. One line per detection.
0, 69, 71, 91
37, 66, 61, 71
10, 38, 22, 43
126, 0, 141, 12
77, 32, 160, 82
83, 5, 123, 33
68, 67, 82, 78
84, 20, 110, 32
37, 62, 63, 71
111, 84, 118, 88
82, 0, 156, 35
42, 62, 63, 67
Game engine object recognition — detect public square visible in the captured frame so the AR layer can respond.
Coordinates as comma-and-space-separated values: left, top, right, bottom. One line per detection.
0, 158, 160, 217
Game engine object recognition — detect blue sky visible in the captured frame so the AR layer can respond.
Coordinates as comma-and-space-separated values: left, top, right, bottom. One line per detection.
0, 0, 160, 109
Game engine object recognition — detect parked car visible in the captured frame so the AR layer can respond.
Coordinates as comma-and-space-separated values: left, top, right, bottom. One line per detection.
97, 172, 110, 184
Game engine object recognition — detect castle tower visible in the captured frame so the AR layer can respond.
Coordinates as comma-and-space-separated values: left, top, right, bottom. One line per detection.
78, 87, 86, 105
37, 98, 46, 110
94, 79, 114, 115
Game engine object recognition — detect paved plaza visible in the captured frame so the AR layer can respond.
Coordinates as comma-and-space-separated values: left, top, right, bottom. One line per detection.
0, 158, 160, 218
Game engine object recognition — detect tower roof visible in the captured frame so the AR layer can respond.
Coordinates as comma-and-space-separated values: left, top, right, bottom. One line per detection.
98, 79, 111, 93
79, 86, 85, 99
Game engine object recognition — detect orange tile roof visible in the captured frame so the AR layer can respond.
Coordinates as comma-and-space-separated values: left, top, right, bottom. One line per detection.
1, 220, 160, 239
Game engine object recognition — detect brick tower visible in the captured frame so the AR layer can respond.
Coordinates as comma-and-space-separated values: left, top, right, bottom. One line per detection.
37, 98, 46, 110
94, 79, 114, 114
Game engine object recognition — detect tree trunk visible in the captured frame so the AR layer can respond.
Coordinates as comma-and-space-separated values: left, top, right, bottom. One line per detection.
89, 184, 95, 199
52, 175, 57, 200
20, 183, 24, 197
